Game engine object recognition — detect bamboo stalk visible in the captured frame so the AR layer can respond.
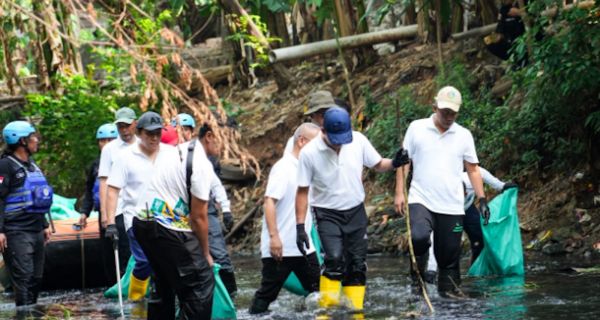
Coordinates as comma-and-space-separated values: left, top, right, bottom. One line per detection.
403, 165, 434, 314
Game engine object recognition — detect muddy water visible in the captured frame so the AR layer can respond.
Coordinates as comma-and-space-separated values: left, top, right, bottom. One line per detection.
0, 254, 598, 319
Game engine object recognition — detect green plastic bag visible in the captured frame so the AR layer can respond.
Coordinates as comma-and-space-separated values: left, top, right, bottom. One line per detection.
212, 263, 237, 320
282, 224, 323, 296
104, 256, 136, 298
468, 188, 524, 276
50, 194, 80, 220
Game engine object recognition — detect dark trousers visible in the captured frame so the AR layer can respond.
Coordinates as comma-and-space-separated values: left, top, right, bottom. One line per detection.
3, 230, 45, 306
208, 214, 237, 297
132, 218, 214, 320
99, 214, 131, 283
409, 204, 464, 292
250, 253, 320, 314
314, 204, 368, 286
463, 204, 484, 264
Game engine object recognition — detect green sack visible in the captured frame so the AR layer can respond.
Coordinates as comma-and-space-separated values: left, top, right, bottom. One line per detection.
282, 224, 324, 296
50, 194, 80, 220
212, 263, 237, 320
468, 188, 524, 276
104, 255, 136, 298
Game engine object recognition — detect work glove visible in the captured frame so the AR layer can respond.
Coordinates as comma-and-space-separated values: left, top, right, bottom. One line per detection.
222, 211, 234, 233
105, 224, 119, 242
392, 148, 410, 168
478, 198, 491, 225
296, 224, 310, 256
502, 182, 518, 192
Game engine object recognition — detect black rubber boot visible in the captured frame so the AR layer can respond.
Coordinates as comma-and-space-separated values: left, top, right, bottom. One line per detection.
249, 297, 271, 315
438, 268, 461, 298
219, 269, 238, 299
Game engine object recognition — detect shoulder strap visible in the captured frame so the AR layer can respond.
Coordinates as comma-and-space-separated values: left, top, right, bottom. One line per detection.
186, 139, 197, 202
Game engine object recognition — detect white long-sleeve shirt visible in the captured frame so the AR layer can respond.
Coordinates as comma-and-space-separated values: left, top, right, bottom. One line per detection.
462, 167, 505, 209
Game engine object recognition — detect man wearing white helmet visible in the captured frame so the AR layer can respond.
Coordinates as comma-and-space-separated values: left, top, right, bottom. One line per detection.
0, 121, 52, 306
394, 86, 489, 297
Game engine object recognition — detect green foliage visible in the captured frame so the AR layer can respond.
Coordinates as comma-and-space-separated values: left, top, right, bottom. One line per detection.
23, 75, 121, 197
498, 2, 600, 172
226, 14, 280, 68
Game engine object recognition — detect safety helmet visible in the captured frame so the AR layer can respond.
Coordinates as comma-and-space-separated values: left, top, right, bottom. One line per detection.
2, 121, 36, 145
96, 123, 118, 140
172, 113, 196, 128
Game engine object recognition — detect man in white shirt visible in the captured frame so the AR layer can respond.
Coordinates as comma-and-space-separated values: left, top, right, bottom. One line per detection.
133, 123, 218, 320
105, 112, 175, 301
296, 107, 408, 313
394, 86, 490, 297
249, 123, 321, 315
98, 107, 137, 275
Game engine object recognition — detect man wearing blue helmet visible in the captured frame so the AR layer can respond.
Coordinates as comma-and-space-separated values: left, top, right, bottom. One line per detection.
173, 113, 196, 141
0, 121, 53, 306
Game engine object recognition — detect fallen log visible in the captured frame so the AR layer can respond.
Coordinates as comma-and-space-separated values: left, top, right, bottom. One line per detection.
225, 199, 263, 241
451, 24, 497, 41
269, 25, 418, 63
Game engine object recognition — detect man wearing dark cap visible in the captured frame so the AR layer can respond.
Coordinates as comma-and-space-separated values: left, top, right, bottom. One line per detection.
105, 111, 177, 301
98, 107, 138, 277
295, 107, 408, 315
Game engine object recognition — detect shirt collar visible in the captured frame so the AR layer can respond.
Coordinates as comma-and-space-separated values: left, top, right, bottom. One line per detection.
427, 114, 457, 134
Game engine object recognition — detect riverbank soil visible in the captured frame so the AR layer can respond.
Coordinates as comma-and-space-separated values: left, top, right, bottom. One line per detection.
218, 41, 600, 266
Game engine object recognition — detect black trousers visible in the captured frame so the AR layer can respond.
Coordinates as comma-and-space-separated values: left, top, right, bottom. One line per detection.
463, 203, 484, 264
99, 214, 131, 283
409, 204, 463, 291
250, 253, 320, 313
3, 230, 45, 306
314, 204, 368, 286
133, 218, 214, 320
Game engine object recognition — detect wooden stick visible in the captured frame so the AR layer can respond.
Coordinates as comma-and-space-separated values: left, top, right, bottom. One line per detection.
224, 199, 263, 241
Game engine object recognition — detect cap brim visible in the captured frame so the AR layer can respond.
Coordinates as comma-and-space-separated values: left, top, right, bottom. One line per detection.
327, 130, 353, 145
436, 101, 460, 112
304, 104, 331, 115
142, 124, 164, 131
114, 118, 135, 124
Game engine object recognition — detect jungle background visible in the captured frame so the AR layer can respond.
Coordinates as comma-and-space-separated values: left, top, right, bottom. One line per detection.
1, 0, 599, 261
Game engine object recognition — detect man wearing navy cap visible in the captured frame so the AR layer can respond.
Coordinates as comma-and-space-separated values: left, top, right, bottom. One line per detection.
295, 107, 408, 314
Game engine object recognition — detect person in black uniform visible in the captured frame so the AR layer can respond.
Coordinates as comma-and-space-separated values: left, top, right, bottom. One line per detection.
486, 0, 527, 61
0, 121, 52, 306
77, 123, 119, 283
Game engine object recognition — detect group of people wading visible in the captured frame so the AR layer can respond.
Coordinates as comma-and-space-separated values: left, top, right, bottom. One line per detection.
0, 85, 517, 318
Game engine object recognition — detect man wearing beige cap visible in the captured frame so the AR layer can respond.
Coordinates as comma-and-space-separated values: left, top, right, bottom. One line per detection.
284, 90, 335, 154
394, 86, 489, 297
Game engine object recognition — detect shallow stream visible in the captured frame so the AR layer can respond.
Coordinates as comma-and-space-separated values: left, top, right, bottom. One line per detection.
1, 254, 598, 319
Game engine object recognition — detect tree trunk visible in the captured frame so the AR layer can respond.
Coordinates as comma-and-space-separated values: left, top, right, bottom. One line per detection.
218, 0, 291, 90
451, 1, 464, 34
477, 0, 498, 25
334, 0, 354, 37
404, 2, 417, 25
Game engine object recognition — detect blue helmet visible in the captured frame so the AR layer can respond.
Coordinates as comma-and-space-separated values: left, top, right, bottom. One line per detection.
2, 121, 36, 145
172, 113, 196, 128
96, 123, 118, 139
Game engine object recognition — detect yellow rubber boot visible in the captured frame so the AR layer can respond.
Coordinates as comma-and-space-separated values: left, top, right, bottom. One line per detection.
319, 276, 341, 308
342, 285, 366, 311
128, 274, 149, 301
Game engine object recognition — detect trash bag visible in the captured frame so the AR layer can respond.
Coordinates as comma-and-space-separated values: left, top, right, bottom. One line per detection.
212, 263, 237, 320
104, 256, 136, 298
282, 224, 323, 296
468, 188, 524, 276
50, 194, 80, 220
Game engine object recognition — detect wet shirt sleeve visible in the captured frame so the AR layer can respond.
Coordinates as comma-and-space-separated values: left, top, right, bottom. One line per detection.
190, 158, 212, 201
265, 161, 286, 201
462, 130, 479, 164
297, 150, 313, 188
107, 153, 127, 189
480, 167, 505, 191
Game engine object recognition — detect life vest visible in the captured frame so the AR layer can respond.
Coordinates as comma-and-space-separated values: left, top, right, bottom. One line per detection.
92, 177, 100, 211
4, 156, 54, 214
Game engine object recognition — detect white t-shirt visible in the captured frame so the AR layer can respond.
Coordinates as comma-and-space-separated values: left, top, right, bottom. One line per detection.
98, 136, 138, 216
107, 143, 177, 230
297, 131, 382, 210
403, 115, 478, 215
262, 154, 315, 258
136, 140, 214, 232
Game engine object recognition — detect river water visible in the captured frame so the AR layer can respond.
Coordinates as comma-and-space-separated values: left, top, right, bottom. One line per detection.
0, 253, 598, 319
